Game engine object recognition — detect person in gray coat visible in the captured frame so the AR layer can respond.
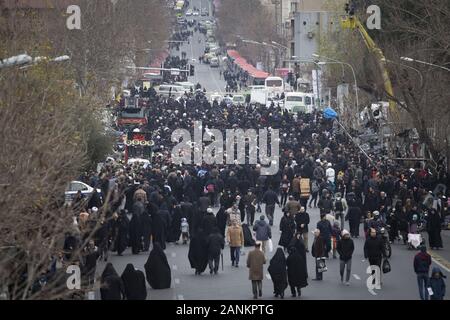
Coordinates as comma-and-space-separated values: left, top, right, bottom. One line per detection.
253, 215, 272, 254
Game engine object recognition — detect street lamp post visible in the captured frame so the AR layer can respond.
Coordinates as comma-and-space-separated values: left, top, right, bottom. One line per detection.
400, 56, 450, 72
312, 54, 359, 115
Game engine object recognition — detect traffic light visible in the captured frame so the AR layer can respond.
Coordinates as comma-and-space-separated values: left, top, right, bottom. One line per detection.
190, 64, 195, 76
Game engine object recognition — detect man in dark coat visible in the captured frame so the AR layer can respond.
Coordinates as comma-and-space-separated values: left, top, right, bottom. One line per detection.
364, 228, 385, 286
88, 189, 103, 210
188, 228, 209, 275
286, 246, 308, 297
268, 248, 288, 298
347, 205, 362, 238
295, 207, 310, 251
100, 263, 125, 300
144, 243, 171, 289
121, 264, 147, 300
206, 227, 225, 274
202, 208, 217, 236
316, 214, 332, 257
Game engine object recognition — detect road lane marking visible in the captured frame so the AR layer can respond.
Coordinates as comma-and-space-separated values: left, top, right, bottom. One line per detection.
353, 274, 361, 280
429, 251, 450, 273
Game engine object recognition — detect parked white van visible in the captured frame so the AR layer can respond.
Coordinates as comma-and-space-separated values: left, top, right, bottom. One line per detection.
284, 92, 314, 113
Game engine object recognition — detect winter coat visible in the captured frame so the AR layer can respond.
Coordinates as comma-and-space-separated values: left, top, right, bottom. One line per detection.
247, 249, 266, 280
253, 220, 272, 241
364, 236, 384, 260
227, 225, 244, 247
429, 268, 446, 300
206, 232, 225, 258
336, 237, 354, 261
295, 212, 310, 233
286, 249, 308, 288
413, 252, 432, 274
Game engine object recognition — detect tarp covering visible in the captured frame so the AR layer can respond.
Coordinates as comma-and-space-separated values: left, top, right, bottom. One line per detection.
323, 107, 338, 119
226, 50, 269, 79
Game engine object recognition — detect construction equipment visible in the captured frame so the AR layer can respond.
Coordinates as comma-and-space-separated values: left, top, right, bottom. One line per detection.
340, 3, 399, 124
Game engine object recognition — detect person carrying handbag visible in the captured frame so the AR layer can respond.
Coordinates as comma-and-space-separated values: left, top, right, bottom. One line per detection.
311, 229, 327, 280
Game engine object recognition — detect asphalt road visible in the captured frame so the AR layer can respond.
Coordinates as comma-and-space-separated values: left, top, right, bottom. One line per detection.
97, 204, 449, 300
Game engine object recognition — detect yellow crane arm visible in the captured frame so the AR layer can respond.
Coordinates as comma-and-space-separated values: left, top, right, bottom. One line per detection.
341, 16, 398, 121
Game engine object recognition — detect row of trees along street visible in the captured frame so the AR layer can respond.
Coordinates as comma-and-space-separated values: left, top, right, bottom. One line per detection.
0, 0, 170, 299
319, 0, 450, 172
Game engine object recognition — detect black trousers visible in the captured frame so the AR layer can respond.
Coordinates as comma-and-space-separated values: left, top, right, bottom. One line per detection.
208, 255, 220, 273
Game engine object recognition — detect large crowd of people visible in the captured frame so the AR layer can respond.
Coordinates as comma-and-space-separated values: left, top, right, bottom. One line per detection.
22, 11, 450, 301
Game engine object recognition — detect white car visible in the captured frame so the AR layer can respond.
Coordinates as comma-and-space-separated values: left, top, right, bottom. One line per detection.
193, 11, 199, 16
65, 181, 101, 204
186, 9, 193, 16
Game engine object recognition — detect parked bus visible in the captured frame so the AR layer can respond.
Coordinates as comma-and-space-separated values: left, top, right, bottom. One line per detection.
265, 76, 284, 98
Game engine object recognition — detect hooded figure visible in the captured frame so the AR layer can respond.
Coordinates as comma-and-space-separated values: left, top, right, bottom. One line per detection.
202, 208, 217, 236
100, 263, 125, 300
216, 206, 227, 237
168, 204, 183, 242
120, 264, 147, 300
129, 213, 142, 254
115, 212, 129, 256
144, 243, 171, 289
279, 212, 296, 249
268, 248, 288, 298
429, 267, 446, 300
151, 208, 168, 250
426, 209, 443, 249
188, 228, 209, 275
286, 246, 308, 297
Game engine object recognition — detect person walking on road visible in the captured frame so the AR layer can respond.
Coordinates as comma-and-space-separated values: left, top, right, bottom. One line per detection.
286, 246, 308, 297
253, 215, 272, 254
336, 229, 354, 285
295, 207, 310, 251
317, 213, 332, 257
206, 227, 225, 275
429, 267, 446, 300
247, 241, 266, 299
262, 187, 280, 226
268, 248, 288, 299
311, 229, 326, 281
413, 245, 432, 300
364, 228, 385, 287
226, 220, 244, 267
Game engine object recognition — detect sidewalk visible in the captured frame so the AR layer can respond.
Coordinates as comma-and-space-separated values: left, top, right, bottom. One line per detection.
421, 229, 450, 272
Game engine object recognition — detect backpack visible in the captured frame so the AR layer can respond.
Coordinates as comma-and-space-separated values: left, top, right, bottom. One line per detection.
335, 199, 343, 212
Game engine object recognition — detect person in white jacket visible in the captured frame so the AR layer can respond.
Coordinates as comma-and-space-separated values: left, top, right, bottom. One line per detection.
326, 163, 335, 184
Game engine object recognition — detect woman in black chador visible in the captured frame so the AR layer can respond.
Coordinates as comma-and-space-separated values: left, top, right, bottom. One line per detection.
268, 248, 288, 298
144, 243, 171, 289
121, 263, 147, 300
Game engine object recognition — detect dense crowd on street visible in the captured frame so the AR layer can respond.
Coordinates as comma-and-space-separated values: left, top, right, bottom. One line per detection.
46, 81, 448, 300
21, 13, 449, 301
